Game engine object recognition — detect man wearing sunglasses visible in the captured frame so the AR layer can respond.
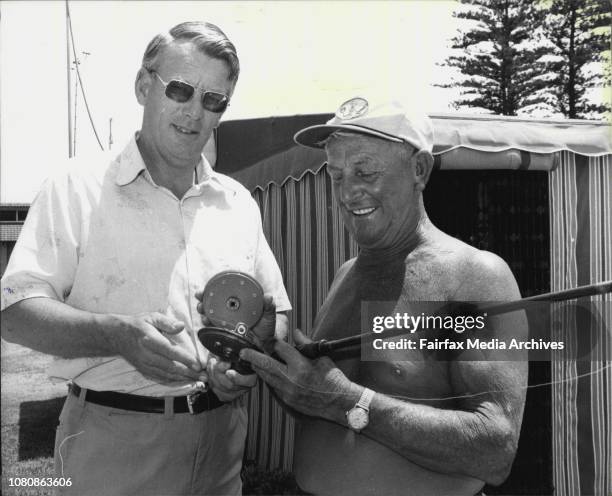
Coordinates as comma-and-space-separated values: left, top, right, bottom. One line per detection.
1, 21, 290, 495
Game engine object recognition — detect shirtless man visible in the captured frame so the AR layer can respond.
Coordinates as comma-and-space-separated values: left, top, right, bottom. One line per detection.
240, 97, 528, 496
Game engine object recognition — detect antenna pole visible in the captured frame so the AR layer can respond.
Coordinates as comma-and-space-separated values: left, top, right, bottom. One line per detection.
65, 0, 73, 157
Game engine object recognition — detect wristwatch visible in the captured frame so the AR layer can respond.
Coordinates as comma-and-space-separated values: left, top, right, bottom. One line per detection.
346, 387, 375, 433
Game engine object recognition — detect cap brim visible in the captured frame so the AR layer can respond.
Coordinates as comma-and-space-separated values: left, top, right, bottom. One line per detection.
294, 124, 403, 149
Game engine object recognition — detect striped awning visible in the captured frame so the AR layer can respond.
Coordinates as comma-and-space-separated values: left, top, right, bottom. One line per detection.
216, 114, 612, 190
549, 153, 611, 496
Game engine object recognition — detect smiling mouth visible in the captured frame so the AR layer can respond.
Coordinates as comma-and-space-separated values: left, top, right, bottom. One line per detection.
351, 207, 377, 217
172, 124, 198, 135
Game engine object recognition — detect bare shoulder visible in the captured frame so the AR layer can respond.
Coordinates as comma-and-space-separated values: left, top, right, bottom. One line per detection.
445, 241, 521, 303
414, 229, 520, 303
328, 258, 356, 291
337, 258, 357, 278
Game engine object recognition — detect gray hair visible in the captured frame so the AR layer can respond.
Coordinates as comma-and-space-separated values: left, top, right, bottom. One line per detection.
142, 21, 240, 83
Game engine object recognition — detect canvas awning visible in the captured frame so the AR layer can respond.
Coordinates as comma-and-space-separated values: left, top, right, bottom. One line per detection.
215, 113, 612, 190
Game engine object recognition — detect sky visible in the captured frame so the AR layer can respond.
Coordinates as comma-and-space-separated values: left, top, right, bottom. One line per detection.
1, 0, 465, 203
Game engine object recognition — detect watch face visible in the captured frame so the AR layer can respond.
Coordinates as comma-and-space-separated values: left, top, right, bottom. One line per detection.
347, 407, 369, 431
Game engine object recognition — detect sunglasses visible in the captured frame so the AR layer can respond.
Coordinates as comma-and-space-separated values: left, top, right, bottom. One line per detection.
150, 70, 230, 114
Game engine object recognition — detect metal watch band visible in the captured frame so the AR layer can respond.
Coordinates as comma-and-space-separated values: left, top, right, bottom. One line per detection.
356, 387, 375, 411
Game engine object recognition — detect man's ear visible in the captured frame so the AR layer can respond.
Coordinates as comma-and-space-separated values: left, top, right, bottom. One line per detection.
135, 67, 152, 106
413, 151, 434, 192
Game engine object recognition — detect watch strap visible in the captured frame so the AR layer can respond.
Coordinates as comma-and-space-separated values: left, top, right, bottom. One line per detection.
356, 387, 375, 411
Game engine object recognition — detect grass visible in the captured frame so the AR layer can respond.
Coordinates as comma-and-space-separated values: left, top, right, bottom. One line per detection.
1, 339, 299, 496
1, 340, 65, 496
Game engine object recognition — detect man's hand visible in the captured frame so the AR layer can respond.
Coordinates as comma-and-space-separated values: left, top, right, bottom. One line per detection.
240, 328, 358, 422
206, 356, 257, 402
105, 312, 207, 384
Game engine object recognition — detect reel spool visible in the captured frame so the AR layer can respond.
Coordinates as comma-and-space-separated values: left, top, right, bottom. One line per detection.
197, 271, 264, 374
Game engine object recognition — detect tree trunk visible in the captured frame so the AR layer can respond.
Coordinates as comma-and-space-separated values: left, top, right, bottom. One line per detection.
568, 4, 577, 118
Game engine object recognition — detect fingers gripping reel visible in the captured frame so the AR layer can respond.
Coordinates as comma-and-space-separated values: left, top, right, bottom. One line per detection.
197, 271, 264, 374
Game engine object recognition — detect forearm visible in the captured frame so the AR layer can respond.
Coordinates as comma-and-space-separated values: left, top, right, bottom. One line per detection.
1, 297, 120, 358
370, 395, 515, 483
326, 386, 515, 484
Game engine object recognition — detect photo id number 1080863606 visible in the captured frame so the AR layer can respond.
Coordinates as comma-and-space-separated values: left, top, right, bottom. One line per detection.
7, 477, 73, 487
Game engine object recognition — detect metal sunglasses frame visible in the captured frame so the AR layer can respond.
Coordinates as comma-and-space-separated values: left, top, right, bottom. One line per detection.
148, 69, 230, 113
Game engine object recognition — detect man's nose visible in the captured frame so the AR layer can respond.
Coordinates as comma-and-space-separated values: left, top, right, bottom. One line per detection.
184, 94, 204, 120
338, 175, 364, 204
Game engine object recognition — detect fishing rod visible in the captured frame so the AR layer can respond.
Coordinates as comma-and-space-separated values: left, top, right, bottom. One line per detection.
294, 281, 612, 359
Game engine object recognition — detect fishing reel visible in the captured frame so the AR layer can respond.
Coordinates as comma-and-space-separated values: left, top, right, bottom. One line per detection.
197, 271, 264, 375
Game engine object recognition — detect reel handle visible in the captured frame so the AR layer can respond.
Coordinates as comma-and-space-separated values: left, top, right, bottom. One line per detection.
198, 327, 259, 375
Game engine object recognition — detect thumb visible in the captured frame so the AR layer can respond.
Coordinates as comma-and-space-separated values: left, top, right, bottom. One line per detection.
292, 328, 312, 346
252, 294, 276, 342
260, 294, 276, 323
149, 312, 185, 334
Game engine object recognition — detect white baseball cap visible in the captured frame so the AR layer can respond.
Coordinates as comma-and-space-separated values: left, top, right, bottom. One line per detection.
294, 96, 434, 153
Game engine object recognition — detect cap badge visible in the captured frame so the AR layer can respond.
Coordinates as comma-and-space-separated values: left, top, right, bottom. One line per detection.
336, 97, 369, 120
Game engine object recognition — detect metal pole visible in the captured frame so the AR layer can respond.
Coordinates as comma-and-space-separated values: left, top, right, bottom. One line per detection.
73, 66, 78, 155
65, 0, 73, 158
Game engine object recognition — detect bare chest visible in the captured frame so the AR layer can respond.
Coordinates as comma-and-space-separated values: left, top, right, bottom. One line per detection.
313, 259, 459, 404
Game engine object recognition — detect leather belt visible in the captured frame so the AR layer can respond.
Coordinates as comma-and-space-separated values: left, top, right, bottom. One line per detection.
69, 383, 224, 414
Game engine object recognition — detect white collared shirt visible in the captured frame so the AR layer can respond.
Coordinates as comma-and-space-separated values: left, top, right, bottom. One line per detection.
1, 135, 291, 396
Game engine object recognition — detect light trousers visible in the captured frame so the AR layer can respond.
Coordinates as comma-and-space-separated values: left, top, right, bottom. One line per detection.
54, 390, 247, 496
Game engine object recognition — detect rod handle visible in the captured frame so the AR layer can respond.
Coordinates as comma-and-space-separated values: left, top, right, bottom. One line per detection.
295, 340, 330, 359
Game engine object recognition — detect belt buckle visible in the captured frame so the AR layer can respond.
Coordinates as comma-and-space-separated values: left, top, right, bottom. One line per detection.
187, 392, 201, 415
